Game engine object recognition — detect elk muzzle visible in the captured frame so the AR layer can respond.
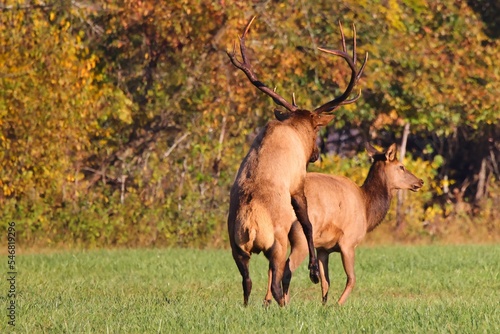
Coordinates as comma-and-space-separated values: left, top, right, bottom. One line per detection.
309, 146, 320, 163
410, 179, 424, 192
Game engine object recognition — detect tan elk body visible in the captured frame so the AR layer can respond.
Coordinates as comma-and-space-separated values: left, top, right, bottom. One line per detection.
264, 143, 423, 305
228, 110, 332, 306
227, 17, 367, 306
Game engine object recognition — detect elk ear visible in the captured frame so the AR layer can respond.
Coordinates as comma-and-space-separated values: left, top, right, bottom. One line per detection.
365, 142, 380, 158
385, 143, 398, 161
314, 113, 335, 128
274, 109, 291, 121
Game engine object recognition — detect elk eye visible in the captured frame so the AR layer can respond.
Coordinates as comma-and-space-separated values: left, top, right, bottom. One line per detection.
399, 165, 405, 171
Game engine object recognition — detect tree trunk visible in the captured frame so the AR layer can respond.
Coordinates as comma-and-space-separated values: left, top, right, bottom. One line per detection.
395, 123, 410, 236
475, 157, 487, 203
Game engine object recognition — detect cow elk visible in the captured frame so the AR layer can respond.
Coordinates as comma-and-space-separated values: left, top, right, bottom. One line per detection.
264, 143, 424, 305
227, 16, 368, 306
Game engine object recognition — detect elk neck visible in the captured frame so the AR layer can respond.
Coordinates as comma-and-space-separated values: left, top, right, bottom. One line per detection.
360, 162, 393, 233
284, 111, 316, 159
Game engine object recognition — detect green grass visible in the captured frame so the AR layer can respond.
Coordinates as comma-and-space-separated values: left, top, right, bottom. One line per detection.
2, 245, 499, 333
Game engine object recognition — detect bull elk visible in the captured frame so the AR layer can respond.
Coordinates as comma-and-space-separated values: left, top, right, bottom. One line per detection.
227, 16, 368, 306
264, 143, 424, 305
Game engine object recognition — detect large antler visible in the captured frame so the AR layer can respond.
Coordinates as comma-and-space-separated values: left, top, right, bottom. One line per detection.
227, 16, 298, 113
314, 22, 369, 114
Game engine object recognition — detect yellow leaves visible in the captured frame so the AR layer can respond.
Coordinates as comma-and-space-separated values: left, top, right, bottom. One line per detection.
343, 103, 357, 112
118, 104, 133, 124
380, 0, 407, 33
3, 185, 13, 197
60, 19, 71, 32
0, 176, 10, 194
0, 7, 136, 202
97, 88, 135, 125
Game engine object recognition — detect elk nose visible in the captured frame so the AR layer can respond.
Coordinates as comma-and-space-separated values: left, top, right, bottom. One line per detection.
411, 179, 424, 192
309, 150, 320, 163
416, 179, 424, 188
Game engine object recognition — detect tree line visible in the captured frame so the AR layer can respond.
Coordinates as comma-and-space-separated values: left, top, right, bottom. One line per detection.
0, 0, 498, 247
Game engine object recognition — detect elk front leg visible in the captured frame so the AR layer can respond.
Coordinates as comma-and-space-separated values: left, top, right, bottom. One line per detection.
338, 246, 356, 305
291, 193, 319, 284
232, 247, 252, 306
317, 249, 331, 304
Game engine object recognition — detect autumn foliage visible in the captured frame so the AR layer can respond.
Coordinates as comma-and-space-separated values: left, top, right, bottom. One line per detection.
0, 0, 498, 248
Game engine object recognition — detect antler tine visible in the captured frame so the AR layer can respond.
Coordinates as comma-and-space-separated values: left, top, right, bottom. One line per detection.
238, 16, 255, 65
352, 23, 356, 65
338, 21, 347, 53
357, 52, 368, 80
335, 52, 369, 106
313, 23, 369, 114
226, 16, 298, 112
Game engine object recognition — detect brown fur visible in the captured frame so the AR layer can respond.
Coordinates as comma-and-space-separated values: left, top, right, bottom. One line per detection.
228, 110, 334, 306
264, 143, 424, 305
227, 16, 368, 307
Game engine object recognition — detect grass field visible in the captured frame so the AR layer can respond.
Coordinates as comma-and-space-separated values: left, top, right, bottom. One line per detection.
2, 245, 499, 333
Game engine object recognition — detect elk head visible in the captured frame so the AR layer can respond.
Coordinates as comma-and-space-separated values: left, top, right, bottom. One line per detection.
366, 143, 424, 193
227, 16, 368, 161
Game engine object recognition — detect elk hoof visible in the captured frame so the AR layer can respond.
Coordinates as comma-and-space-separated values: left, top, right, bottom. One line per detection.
308, 264, 320, 284
263, 299, 271, 307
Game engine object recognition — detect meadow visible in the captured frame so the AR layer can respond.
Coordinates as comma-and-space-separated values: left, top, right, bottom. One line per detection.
2, 245, 499, 333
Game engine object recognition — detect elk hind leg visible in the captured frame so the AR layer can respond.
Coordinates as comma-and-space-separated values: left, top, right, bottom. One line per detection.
232, 248, 252, 306
317, 249, 331, 304
338, 246, 356, 305
265, 238, 288, 306
263, 266, 272, 306
282, 222, 309, 305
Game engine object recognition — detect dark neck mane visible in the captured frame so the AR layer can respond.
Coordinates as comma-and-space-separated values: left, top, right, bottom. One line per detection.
361, 162, 393, 232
